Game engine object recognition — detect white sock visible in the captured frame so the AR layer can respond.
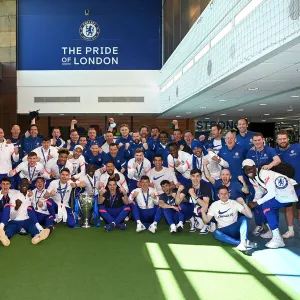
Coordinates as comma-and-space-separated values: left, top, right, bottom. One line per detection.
272, 228, 280, 238
36, 223, 43, 232
288, 225, 294, 232
137, 220, 141, 225
0, 223, 4, 230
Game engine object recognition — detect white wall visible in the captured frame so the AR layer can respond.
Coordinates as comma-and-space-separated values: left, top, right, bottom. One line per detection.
17, 70, 160, 114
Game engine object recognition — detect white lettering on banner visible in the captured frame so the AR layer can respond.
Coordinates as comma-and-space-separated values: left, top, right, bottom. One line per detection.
73, 57, 119, 65
61, 46, 119, 66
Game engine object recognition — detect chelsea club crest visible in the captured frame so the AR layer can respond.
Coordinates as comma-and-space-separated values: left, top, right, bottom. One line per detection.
79, 20, 100, 41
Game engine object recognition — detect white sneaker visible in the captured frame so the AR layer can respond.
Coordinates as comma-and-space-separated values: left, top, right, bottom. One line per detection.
124, 216, 129, 222
194, 217, 204, 230
265, 237, 285, 249
148, 223, 157, 234
189, 217, 196, 233
32, 228, 50, 245
199, 224, 209, 234
176, 222, 184, 232
282, 230, 294, 239
136, 223, 146, 233
208, 222, 216, 232
252, 226, 264, 236
246, 240, 258, 249
236, 242, 248, 252
170, 224, 177, 233
260, 230, 273, 239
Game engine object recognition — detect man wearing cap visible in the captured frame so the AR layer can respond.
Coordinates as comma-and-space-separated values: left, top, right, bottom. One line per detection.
242, 158, 298, 248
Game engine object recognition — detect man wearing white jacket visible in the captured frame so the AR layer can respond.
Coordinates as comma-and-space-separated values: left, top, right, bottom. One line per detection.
167, 142, 192, 185
243, 159, 298, 249
0, 128, 19, 183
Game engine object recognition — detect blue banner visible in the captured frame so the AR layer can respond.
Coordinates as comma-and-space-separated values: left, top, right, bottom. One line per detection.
18, 0, 162, 70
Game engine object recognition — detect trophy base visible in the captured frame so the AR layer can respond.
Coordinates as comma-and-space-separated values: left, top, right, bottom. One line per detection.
81, 223, 91, 228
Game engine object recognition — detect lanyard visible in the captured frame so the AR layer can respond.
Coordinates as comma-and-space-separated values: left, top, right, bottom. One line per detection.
109, 193, 117, 207
28, 164, 36, 183
194, 187, 202, 198
196, 157, 202, 170
57, 162, 64, 174
41, 148, 50, 163
167, 195, 175, 206
136, 161, 144, 178
87, 175, 96, 193
1, 194, 9, 205
58, 182, 68, 203
142, 190, 149, 208
35, 189, 45, 209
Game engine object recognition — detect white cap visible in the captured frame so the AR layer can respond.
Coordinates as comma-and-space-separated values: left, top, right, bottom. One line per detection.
242, 159, 255, 168
74, 145, 83, 151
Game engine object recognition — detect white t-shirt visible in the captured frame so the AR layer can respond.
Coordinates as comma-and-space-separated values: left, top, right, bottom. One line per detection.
127, 158, 151, 181
9, 191, 32, 221
68, 155, 86, 179
80, 174, 99, 196
208, 199, 244, 229
0, 142, 19, 174
167, 150, 192, 179
47, 179, 73, 207
98, 170, 129, 193
128, 187, 158, 209
149, 167, 178, 195
30, 188, 49, 215
251, 170, 298, 205
44, 159, 73, 179
23, 146, 59, 166
14, 162, 45, 181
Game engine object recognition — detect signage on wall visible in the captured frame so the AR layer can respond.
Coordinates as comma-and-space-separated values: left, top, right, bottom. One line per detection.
195, 120, 238, 130
18, 0, 162, 71
62, 20, 119, 67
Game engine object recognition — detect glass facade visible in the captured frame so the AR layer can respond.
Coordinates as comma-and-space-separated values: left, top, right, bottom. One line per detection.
163, 0, 211, 63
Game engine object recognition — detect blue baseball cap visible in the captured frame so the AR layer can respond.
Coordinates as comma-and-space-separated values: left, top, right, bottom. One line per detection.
191, 141, 203, 150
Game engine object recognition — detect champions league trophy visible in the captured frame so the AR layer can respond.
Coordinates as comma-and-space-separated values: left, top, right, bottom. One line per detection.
79, 192, 93, 228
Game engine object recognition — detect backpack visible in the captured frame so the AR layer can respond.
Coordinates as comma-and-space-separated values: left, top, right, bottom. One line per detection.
258, 162, 295, 181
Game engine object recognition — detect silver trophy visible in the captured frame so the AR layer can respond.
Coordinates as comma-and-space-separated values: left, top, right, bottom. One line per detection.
79, 192, 93, 228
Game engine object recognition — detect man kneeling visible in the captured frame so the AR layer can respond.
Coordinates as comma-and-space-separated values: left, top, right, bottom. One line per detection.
98, 178, 130, 232
129, 175, 161, 233
202, 185, 256, 252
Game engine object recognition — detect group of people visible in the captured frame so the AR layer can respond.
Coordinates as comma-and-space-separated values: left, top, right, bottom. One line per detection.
0, 116, 299, 252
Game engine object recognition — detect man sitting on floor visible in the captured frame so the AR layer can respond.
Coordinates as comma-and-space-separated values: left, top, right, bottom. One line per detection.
201, 185, 256, 252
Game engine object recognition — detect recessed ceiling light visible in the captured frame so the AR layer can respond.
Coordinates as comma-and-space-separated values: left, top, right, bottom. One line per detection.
205, 117, 210, 120
228, 120, 233, 121
219, 99, 226, 102
260, 103, 267, 106
248, 87, 259, 91
59, 113, 65, 116
186, 112, 191, 114
262, 120, 266, 122
221, 113, 226, 116
199, 106, 207, 109
176, 115, 181, 118
264, 113, 270, 116
238, 108, 244, 111
291, 95, 300, 98
287, 108, 294, 112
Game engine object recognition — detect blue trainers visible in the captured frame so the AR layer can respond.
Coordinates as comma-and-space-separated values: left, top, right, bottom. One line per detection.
117, 223, 127, 231
104, 225, 112, 232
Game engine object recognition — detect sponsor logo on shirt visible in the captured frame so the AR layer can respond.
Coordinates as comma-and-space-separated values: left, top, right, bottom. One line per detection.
153, 175, 164, 181
218, 208, 231, 215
